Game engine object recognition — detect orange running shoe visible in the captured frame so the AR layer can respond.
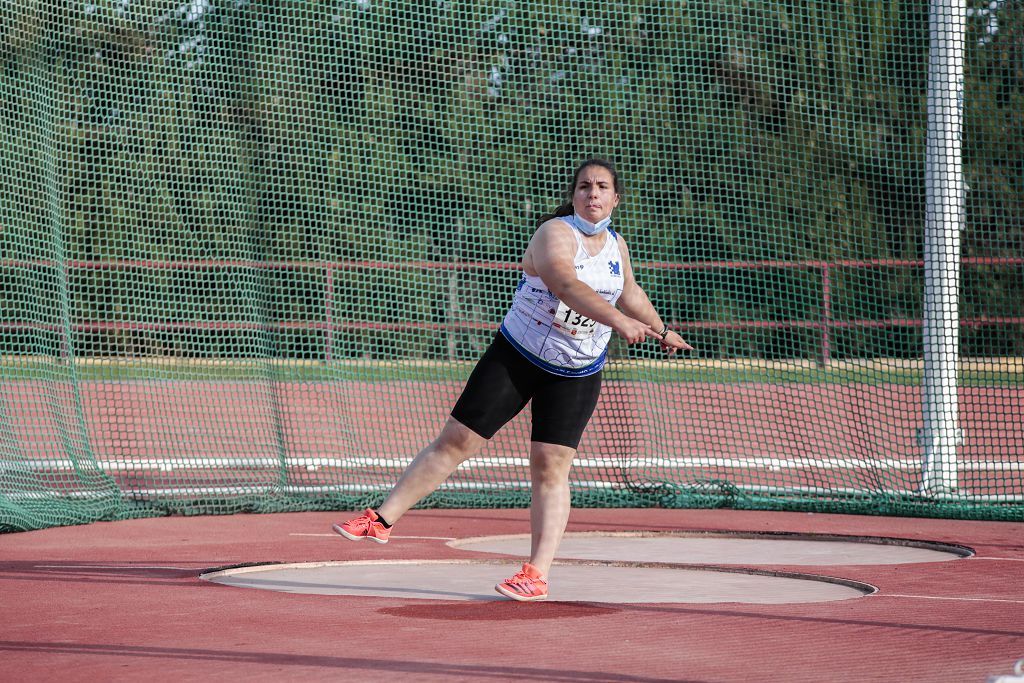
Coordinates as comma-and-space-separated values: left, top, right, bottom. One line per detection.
332, 508, 391, 544
495, 563, 548, 601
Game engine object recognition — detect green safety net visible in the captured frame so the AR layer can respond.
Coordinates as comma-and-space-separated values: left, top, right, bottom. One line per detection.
1, 0, 1022, 532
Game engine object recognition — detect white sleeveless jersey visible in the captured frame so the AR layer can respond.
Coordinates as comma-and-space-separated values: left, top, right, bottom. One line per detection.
500, 223, 625, 376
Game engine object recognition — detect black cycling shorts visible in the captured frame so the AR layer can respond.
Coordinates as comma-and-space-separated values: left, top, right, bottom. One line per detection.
450, 332, 603, 449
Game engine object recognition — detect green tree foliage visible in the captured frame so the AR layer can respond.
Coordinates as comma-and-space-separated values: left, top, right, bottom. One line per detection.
0, 0, 1020, 360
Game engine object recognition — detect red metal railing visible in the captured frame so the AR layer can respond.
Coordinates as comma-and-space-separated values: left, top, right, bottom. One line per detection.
2, 257, 1022, 363
643, 257, 1024, 363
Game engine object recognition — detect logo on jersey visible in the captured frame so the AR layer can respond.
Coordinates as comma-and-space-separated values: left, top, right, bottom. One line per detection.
609, 260, 621, 277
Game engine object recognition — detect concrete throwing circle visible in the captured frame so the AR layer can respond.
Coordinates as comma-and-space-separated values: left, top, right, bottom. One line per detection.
201, 559, 874, 604
448, 532, 972, 566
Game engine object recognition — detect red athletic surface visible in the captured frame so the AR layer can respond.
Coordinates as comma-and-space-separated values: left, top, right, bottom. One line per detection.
9, 381, 1024, 498
11, 381, 1022, 458
1, 509, 1022, 682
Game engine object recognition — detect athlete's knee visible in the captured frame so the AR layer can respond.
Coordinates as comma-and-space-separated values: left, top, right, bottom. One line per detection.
434, 417, 486, 460
529, 442, 575, 482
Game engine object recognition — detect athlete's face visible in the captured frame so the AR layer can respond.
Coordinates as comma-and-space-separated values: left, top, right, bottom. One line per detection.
571, 165, 620, 224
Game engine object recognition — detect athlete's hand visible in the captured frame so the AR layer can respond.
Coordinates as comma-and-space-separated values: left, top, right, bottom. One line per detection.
659, 330, 693, 356
613, 317, 659, 345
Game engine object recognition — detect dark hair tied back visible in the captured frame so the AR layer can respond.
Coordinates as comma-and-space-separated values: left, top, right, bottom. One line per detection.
535, 158, 623, 228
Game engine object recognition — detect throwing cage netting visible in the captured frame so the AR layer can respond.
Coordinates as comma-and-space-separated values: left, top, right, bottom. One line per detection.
1, 0, 1022, 532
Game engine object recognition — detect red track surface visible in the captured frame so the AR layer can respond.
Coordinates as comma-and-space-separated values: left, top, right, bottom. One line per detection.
10, 381, 1023, 461
7, 380, 1022, 497
2, 509, 1022, 682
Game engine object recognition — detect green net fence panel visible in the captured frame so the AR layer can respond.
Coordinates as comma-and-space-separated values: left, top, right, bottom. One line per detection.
1, 0, 1022, 532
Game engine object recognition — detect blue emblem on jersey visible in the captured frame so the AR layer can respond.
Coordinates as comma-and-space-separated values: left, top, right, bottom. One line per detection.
609, 260, 621, 277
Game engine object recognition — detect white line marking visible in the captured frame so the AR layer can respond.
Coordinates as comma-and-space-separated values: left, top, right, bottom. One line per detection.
289, 533, 456, 540
7, 456, 1024, 472
877, 594, 1024, 604
5, 482, 1022, 502
970, 557, 1024, 562
34, 565, 197, 570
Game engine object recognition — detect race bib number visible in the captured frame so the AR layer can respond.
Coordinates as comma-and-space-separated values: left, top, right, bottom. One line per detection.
553, 300, 598, 339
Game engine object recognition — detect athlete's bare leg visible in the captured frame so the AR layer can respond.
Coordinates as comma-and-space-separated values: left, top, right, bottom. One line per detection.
375, 417, 486, 524
526, 440, 576, 575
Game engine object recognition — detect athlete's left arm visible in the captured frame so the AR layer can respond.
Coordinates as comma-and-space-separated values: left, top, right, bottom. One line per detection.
616, 236, 693, 355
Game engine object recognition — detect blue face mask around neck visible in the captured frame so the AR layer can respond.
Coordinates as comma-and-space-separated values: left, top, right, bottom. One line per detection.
571, 213, 611, 236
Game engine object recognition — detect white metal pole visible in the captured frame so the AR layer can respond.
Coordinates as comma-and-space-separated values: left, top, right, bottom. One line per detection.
920, 0, 965, 493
